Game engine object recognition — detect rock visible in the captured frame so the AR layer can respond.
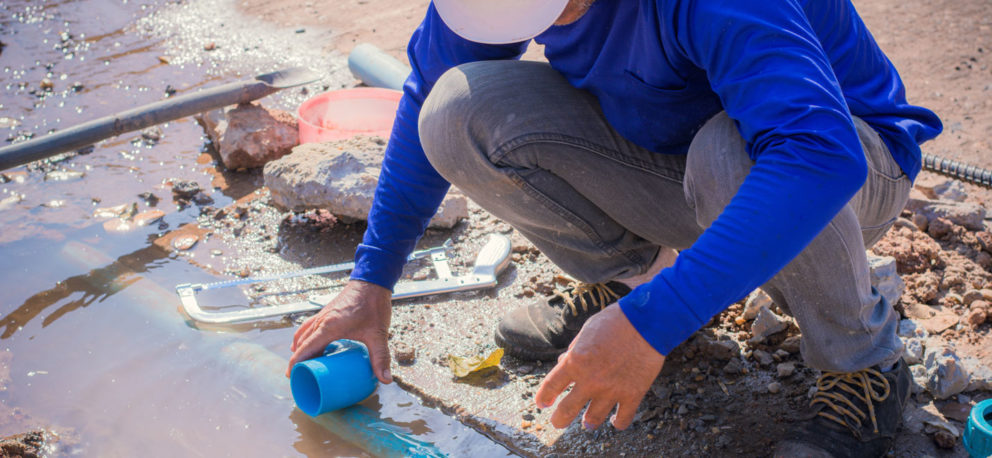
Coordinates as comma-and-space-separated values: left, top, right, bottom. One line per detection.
927, 217, 952, 239
40, 78, 54, 91
171, 235, 198, 251
44, 170, 84, 181
971, 299, 989, 310
171, 180, 201, 200
868, 255, 905, 306
902, 303, 958, 334
701, 338, 740, 361
932, 179, 968, 202
752, 349, 774, 366
965, 307, 987, 327
749, 307, 788, 343
964, 357, 992, 392
779, 335, 801, 354
140, 127, 162, 143
909, 364, 928, 395
911, 213, 929, 232
264, 137, 468, 228
870, 227, 943, 274
931, 430, 956, 449
776, 362, 796, 378
963, 290, 985, 306
393, 342, 416, 365
905, 197, 986, 231
743, 289, 773, 321
197, 102, 299, 169
898, 319, 928, 338
132, 210, 165, 227
722, 359, 743, 375
904, 338, 925, 365
767, 382, 782, 394
0, 430, 46, 457
923, 344, 971, 399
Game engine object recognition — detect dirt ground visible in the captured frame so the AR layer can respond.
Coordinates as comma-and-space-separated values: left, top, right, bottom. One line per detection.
223, 0, 992, 456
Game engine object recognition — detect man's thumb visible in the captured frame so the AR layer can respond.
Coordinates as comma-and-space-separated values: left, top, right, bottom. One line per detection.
368, 340, 392, 384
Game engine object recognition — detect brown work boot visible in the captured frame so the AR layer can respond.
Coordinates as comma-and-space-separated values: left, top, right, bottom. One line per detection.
774, 358, 912, 458
494, 281, 631, 361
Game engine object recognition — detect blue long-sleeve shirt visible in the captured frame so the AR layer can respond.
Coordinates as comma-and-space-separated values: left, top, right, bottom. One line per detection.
350, 0, 941, 355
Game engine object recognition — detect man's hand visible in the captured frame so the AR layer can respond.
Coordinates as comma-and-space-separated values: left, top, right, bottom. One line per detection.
535, 303, 665, 430
287, 280, 394, 383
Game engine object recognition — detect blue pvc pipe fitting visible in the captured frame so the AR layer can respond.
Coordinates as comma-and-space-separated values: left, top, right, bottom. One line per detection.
965, 399, 992, 458
291, 340, 378, 416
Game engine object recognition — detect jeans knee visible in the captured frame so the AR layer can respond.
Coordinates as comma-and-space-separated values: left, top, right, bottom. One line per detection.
684, 112, 751, 228
419, 66, 475, 181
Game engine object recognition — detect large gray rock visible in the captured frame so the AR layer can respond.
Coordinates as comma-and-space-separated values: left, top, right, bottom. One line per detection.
868, 254, 905, 306
923, 344, 971, 399
264, 137, 468, 228
905, 196, 986, 231
197, 102, 299, 169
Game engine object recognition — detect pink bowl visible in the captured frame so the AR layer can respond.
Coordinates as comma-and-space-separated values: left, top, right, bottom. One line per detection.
297, 88, 403, 144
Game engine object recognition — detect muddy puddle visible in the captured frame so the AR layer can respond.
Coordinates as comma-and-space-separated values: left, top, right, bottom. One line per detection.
0, 0, 510, 455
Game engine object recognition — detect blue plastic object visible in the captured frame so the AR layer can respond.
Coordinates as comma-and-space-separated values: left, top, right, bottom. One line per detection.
965, 399, 992, 458
291, 339, 378, 416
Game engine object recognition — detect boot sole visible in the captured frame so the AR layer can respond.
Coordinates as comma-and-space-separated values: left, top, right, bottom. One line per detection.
494, 327, 564, 362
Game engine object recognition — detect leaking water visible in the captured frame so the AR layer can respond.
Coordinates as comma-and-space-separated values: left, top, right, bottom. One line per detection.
0, 0, 511, 455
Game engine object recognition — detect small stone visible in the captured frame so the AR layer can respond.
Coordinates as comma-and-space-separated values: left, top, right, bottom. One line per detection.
140, 127, 162, 143
677, 404, 689, 415
912, 213, 929, 232
743, 290, 773, 321
521, 420, 532, 429
132, 209, 165, 226
777, 362, 796, 378
971, 299, 989, 310
204, 42, 216, 51
750, 307, 789, 343
963, 290, 985, 306
779, 335, 801, 354
171, 235, 198, 251
211, 249, 223, 257
393, 342, 416, 365
171, 180, 201, 200
722, 359, 743, 375
931, 430, 956, 449
40, 78, 54, 91
897, 319, 928, 338
752, 349, 774, 366
517, 364, 534, 375
904, 338, 925, 365
965, 308, 987, 327
703, 338, 740, 361
767, 382, 782, 394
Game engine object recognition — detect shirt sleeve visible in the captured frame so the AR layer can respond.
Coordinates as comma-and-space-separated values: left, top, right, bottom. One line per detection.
350, 4, 528, 290
619, 0, 871, 355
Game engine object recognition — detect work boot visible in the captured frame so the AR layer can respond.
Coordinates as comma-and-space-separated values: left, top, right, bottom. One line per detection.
494, 281, 631, 361
774, 358, 912, 458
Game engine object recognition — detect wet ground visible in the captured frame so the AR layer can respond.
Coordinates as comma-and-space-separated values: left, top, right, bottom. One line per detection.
0, 0, 510, 456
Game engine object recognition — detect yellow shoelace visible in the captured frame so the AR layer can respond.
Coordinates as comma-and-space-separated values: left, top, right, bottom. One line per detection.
554, 282, 623, 317
810, 368, 891, 437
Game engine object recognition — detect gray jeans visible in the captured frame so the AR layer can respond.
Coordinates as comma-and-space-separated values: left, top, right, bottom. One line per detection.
418, 60, 908, 372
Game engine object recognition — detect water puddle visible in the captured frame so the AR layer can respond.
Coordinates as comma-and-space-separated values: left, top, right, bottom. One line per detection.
0, 0, 511, 455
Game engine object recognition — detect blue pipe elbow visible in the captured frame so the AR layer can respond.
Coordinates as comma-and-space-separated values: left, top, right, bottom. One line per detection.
291, 339, 379, 416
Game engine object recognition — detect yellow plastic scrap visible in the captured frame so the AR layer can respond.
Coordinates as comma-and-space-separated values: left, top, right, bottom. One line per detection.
448, 348, 504, 378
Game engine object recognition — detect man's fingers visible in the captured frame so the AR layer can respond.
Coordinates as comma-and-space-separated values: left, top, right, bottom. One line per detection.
291, 315, 317, 352
610, 397, 641, 430
535, 360, 573, 409
581, 398, 616, 430
367, 337, 393, 384
550, 386, 590, 429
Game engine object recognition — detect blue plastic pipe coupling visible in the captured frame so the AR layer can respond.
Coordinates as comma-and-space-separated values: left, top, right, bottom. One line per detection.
290, 339, 378, 416
965, 399, 992, 458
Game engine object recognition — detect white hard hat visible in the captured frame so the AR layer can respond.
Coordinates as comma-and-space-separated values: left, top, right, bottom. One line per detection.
433, 0, 571, 44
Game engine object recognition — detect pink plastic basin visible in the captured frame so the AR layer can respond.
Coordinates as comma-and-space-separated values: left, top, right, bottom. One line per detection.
297, 87, 403, 144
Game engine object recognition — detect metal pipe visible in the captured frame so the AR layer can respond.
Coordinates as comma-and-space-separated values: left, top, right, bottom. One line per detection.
0, 68, 319, 171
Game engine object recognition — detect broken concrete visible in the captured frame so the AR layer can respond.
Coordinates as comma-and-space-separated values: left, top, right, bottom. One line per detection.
197, 102, 299, 169
923, 344, 971, 400
904, 196, 986, 231
868, 254, 905, 306
749, 307, 789, 343
264, 136, 468, 228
